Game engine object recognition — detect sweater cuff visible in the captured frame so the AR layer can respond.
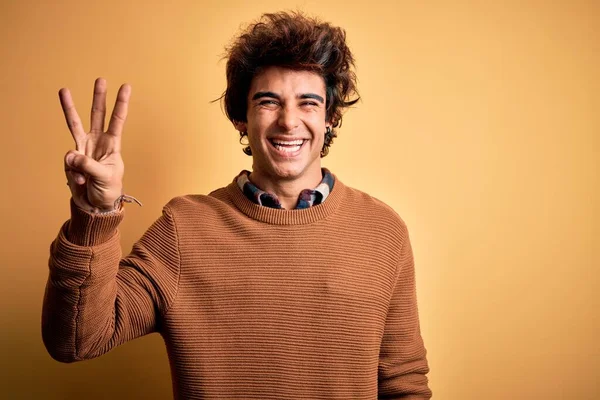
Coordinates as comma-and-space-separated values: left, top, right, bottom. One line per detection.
67, 198, 124, 246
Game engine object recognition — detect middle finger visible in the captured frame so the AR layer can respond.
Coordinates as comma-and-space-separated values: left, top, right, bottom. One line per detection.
90, 77, 107, 133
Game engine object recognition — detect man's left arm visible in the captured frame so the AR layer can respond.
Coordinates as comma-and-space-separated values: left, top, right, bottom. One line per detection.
378, 227, 432, 399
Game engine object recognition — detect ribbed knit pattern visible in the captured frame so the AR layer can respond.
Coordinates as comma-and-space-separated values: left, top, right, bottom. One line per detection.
42, 176, 431, 399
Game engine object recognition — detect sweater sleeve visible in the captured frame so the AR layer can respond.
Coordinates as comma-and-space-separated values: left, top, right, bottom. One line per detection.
378, 227, 432, 399
41, 199, 180, 363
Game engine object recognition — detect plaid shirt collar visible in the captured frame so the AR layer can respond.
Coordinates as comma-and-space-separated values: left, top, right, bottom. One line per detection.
235, 168, 335, 209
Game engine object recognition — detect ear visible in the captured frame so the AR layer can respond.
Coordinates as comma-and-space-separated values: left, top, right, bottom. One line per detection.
233, 120, 247, 132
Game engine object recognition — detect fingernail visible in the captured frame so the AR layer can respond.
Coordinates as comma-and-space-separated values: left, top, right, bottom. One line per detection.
66, 154, 74, 166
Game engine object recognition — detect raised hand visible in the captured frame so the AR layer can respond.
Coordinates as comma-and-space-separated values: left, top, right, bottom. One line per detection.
61, 78, 131, 213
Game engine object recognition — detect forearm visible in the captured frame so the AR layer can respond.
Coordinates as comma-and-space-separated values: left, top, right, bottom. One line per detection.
42, 200, 179, 362
42, 203, 126, 362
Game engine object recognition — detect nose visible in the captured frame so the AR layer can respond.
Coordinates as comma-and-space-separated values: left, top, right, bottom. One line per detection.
278, 105, 299, 132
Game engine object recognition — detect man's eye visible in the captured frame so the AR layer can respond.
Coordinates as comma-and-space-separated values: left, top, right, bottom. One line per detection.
301, 102, 318, 107
259, 100, 278, 106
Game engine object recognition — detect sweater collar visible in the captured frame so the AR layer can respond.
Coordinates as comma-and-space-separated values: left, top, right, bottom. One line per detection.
235, 168, 335, 209
225, 171, 345, 225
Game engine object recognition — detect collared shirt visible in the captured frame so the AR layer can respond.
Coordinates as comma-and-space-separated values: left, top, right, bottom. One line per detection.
235, 168, 335, 209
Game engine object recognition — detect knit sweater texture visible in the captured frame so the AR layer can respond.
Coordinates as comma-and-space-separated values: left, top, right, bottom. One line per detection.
42, 175, 431, 399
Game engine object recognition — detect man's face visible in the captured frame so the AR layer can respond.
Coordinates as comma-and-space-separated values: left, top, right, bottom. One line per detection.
235, 66, 330, 185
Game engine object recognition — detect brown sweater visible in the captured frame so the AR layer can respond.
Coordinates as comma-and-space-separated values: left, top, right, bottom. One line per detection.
42, 176, 431, 399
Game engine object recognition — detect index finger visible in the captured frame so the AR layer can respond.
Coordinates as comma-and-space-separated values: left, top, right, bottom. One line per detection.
59, 88, 85, 149
106, 83, 132, 138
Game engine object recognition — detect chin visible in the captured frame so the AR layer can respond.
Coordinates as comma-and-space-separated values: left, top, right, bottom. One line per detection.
252, 143, 322, 182
269, 164, 306, 180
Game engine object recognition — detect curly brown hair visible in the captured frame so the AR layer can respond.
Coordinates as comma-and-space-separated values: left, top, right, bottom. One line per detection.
221, 11, 359, 157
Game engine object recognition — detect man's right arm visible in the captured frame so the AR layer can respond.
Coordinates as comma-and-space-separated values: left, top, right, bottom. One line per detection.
42, 199, 180, 362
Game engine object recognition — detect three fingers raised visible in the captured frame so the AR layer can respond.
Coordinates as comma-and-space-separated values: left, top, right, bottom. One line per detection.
60, 78, 129, 211
59, 79, 132, 148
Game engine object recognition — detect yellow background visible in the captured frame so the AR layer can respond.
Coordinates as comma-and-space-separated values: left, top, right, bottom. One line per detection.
1, 0, 598, 399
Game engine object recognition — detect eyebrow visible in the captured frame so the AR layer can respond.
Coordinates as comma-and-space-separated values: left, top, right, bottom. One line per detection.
252, 91, 325, 104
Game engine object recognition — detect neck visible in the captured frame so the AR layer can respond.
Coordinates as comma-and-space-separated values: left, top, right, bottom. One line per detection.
249, 168, 323, 210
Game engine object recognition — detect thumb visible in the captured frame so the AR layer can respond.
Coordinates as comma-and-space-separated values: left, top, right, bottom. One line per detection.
64, 151, 105, 181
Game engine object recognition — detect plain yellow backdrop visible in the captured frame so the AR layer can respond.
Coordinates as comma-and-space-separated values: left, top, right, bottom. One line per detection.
0, 0, 598, 399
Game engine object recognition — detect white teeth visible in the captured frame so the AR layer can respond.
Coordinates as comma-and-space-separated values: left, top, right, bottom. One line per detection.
272, 139, 304, 145
275, 145, 302, 152
270, 139, 306, 154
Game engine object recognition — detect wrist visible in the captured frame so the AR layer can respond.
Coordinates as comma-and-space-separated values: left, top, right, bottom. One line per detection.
94, 194, 143, 214
72, 194, 142, 215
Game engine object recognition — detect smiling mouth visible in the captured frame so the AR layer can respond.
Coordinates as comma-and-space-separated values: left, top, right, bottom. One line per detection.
268, 139, 308, 154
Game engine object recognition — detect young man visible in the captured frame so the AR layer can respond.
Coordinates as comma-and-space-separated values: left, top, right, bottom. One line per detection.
43, 12, 432, 399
